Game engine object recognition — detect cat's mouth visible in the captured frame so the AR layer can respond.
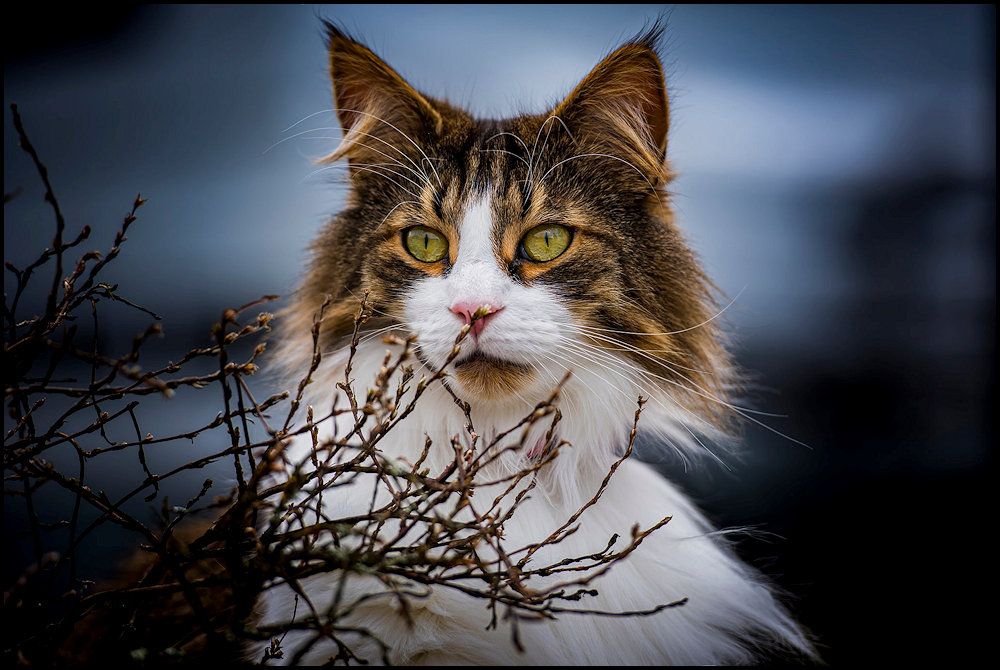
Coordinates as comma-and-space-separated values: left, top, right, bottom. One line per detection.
453, 352, 536, 399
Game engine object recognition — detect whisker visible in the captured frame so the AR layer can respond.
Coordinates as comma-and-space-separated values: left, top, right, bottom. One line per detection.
263, 127, 342, 155
574, 287, 747, 338
562, 329, 734, 411
557, 332, 731, 424
531, 116, 573, 184
267, 125, 433, 193
564, 338, 728, 446
534, 348, 619, 417
307, 163, 421, 199
284, 127, 434, 191
330, 127, 434, 186
318, 322, 402, 362
333, 108, 444, 188
484, 130, 532, 158
548, 341, 730, 467
526, 115, 565, 198
569, 326, 716, 376
561, 330, 810, 448
342, 286, 397, 320
374, 200, 423, 232
280, 107, 339, 134
344, 162, 428, 193
527, 351, 579, 417
535, 152, 657, 197
357, 323, 405, 345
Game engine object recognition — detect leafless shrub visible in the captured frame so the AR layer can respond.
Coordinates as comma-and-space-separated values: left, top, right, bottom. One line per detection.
3, 104, 676, 666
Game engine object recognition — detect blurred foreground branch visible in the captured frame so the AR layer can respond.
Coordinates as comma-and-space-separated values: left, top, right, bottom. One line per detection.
3, 105, 674, 666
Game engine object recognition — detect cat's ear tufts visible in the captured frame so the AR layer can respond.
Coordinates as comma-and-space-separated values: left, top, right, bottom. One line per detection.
321, 22, 442, 165
553, 25, 670, 185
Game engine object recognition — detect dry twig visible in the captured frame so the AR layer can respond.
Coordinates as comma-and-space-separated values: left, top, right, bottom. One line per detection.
2, 105, 675, 666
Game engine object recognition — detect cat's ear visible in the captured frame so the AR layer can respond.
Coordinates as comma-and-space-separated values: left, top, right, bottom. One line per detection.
553, 27, 670, 185
321, 22, 442, 166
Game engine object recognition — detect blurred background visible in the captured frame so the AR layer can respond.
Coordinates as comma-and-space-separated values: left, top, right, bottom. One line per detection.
4, 4, 994, 665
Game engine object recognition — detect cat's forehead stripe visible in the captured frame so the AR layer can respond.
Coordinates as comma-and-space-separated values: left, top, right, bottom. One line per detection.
456, 196, 495, 266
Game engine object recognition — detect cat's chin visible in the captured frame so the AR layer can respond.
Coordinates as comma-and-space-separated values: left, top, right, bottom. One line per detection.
452, 352, 536, 400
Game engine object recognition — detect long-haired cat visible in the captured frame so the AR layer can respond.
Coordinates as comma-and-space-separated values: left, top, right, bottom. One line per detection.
254, 21, 816, 665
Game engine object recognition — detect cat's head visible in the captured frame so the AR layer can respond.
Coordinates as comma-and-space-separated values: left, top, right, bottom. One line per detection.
284, 22, 737, 454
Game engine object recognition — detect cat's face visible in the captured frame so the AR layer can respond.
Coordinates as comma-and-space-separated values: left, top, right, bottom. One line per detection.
288, 23, 733, 430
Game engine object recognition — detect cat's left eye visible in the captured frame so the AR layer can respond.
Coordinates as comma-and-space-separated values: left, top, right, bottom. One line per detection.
404, 226, 449, 263
520, 224, 572, 262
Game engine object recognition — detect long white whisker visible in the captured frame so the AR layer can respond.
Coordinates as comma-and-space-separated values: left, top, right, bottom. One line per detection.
375, 200, 423, 232
264, 126, 341, 155
335, 127, 433, 185
532, 116, 572, 181
281, 124, 433, 190
526, 116, 557, 197
344, 163, 428, 193
320, 323, 401, 359
483, 131, 535, 202
551, 338, 733, 467
562, 329, 738, 413
280, 108, 338, 134
342, 286, 397, 320
266, 126, 432, 193
356, 323, 405, 345
558, 332, 735, 424
569, 327, 716, 376
334, 108, 444, 188
536, 152, 657, 196
526, 351, 579, 417
535, 348, 621, 418
308, 164, 420, 199
550, 341, 730, 467
574, 287, 747, 338
562, 330, 810, 448
484, 131, 532, 157
525, 115, 576, 200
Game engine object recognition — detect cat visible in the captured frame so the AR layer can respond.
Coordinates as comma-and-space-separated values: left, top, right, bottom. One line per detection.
252, 21, 816, 665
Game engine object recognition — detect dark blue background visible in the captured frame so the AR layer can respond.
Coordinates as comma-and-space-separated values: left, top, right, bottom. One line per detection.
4, 5, 994, 664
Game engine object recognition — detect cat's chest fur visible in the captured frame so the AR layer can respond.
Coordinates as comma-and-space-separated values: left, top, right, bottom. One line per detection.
253, 20, 815, 665
256, 345, 804, 665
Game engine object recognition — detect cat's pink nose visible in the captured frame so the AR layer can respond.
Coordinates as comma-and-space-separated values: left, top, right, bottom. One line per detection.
450, 302, 504, 339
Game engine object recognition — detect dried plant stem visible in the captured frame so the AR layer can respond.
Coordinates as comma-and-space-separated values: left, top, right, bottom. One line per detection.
3, 105, 677, 667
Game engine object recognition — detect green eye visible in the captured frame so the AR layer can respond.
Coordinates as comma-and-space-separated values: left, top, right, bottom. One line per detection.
521, 224, 572, 262
404, 226, 449, 263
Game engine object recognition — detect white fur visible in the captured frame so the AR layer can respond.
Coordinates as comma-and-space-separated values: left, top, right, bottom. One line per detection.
253, 196, 814, 664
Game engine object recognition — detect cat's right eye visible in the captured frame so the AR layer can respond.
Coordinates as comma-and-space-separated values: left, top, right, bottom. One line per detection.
404, 226, 449, 263
520, 224, 572, 262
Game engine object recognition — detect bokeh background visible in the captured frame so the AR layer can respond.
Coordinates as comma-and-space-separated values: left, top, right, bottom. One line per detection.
4, 4, 994, 665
